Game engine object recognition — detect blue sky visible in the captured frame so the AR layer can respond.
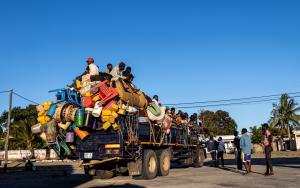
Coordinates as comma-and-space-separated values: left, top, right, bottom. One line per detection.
1, 0, 300, 131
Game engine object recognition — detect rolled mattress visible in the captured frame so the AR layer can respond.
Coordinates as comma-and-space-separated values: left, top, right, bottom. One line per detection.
115, 79, 147, 108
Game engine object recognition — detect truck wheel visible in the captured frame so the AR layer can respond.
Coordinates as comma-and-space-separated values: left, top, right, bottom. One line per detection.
141, 149, 158, 179
157, 149, 171, 176
193, 149, 205, 168
94, 169, 114, 179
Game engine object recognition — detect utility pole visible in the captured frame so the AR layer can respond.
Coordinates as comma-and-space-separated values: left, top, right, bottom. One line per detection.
3, 89, 13, 172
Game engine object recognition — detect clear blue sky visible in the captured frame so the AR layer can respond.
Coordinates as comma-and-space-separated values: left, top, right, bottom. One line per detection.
1, 0, 300, 131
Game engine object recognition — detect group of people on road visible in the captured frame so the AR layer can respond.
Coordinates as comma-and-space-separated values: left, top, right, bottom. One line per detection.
208, 123, 274, 176
207, 136, 226, 167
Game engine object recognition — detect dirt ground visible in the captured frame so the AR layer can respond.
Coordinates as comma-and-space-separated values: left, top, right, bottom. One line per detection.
0, 151, 299, 188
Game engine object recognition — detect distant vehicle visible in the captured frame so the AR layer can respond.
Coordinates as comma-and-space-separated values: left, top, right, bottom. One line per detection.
225, 147, 235, 154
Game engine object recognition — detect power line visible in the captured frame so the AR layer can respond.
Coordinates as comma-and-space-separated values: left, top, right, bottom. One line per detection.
0, 90, 10, 94
164, 91, 300, 106
176, 95, 300, 109
13, 92, 39, 105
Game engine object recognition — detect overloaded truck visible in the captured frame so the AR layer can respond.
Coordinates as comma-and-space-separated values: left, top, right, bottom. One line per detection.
33, 65, 206, 180
77, 112, 206, 179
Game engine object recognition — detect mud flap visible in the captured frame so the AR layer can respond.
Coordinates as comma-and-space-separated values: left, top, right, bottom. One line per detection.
127, 159, 142, 176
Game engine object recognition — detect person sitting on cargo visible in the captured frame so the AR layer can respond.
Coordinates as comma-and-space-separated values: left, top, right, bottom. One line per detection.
110, 62, 126, 79
127, 74, 139, 91
105, 63, 113, 74
86, 57, 99, 76
152, 95, 162, 107
122, 66, 132, 78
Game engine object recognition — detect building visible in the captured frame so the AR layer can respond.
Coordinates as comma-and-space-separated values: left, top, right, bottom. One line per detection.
293, 127, 300, 150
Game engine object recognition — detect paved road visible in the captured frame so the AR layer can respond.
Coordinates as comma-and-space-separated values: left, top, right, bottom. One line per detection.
0, 157, 299, 188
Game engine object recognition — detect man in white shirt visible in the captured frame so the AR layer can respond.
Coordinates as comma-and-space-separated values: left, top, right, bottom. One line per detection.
105, 63, 113, 74
86, 57, 99, 76
110, 62, 126, 79
152, 95, 161, 106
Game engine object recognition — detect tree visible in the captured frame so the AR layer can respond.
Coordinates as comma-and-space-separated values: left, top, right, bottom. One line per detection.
199, 110, 237, 136
249, 126, 263, 144
270, 94, 300, 139
0, 105, 44, 151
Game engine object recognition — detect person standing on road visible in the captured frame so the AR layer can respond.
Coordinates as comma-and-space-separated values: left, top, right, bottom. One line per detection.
206, 135, 218, 167
234, 131, 243, 170
240, 128, 252, 174
217, 137, 225, 167
262, 123, 274, 176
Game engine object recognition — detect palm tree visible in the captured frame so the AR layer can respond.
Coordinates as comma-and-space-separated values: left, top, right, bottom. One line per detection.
0, 105, 44, 156
270, 94, 300, 139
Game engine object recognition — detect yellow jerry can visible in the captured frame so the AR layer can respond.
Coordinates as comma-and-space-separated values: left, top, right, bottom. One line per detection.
112, 123, 118, 130
117, 109, 125, 115
103, 122, 111, 130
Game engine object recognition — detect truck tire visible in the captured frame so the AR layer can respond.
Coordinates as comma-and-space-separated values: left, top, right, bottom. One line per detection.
157, 149, 171, 176
193, 149, 205, 168
141, 149, 158, 179
94, 169, 114, 179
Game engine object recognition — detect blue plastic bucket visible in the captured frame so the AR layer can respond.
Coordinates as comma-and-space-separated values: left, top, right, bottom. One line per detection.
47, 104, 57, 117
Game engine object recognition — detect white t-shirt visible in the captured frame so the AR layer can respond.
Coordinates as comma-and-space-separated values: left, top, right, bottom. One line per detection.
110, 65, 125, 79
89, 63, 99, 76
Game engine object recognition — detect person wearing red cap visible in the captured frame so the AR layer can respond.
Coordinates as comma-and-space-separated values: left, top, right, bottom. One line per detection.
86, 57, 99, 76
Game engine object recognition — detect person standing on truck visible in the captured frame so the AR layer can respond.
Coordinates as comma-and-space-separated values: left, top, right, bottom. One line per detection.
240, 128, 252, 174
217, 137, 225, 167
170, 107, 177, 125
262, 123, 274, 176
234, 131, 243, 170
206, 135, 218, 167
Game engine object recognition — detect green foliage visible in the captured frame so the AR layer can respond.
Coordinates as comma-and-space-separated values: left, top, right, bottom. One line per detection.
199, 110, 237, 136
250, 126, 263, 144
270, 94, 300, 139
0, 105, 45, 150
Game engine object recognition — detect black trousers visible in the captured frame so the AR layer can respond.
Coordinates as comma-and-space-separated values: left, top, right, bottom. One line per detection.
236, 150, 243, 170
210, 151, 217, 167
217, 151, 224, 167
265, 146, 273, 173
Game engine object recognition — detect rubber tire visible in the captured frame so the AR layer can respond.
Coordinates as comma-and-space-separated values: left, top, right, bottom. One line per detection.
157, 149, 171, 176
141, 149, 158, 180
193, 149, 205, 168
94, 169, 114, 179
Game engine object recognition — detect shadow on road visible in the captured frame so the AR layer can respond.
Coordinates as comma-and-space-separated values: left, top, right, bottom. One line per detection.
222, 157, 300, 166
90, 184, 145, 188
0, 163, 91, 188
203, 157, 300, 175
